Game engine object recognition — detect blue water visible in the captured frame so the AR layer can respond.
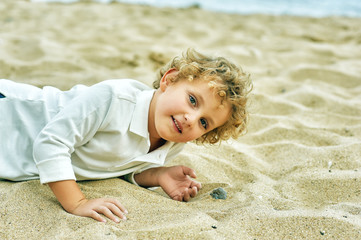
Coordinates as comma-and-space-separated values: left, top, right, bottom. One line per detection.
31, 0, 361, 17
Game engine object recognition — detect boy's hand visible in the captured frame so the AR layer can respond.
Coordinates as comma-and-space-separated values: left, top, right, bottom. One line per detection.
48, 180, 127, 223
70, 198, 128, 223
158, 165, 202, 202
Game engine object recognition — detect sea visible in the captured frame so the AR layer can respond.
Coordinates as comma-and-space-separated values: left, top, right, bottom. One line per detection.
30, 0, 361, 18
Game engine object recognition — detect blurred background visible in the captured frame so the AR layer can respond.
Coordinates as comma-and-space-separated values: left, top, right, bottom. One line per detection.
31, 0, 361, 17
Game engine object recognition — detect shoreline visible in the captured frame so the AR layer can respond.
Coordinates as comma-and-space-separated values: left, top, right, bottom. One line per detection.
30, 0, 361, 18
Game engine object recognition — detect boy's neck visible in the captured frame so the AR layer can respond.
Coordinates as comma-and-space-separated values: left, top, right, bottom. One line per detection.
149, 137, 166, 152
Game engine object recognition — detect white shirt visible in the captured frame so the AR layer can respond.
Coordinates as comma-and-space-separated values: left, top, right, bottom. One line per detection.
0, 79, 184, 184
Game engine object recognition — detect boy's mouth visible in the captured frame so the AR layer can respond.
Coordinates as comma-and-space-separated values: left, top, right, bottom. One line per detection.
172, 116, 182, 133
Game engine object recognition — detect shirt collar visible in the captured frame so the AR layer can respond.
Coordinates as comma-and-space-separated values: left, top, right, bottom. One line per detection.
129, 89, 155, 139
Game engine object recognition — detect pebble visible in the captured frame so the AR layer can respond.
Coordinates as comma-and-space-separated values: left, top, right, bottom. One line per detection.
210, 187, 227, 200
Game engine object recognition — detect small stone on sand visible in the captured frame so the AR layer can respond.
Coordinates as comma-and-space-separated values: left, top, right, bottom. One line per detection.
210, 187, 227, 200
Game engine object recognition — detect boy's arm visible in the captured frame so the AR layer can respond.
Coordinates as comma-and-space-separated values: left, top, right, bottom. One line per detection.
134, 166, 202, 202
48, 180, 127, 223
133, 167, 165, 187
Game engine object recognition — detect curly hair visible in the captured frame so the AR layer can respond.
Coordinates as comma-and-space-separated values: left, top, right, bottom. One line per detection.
153, 48, 253, 144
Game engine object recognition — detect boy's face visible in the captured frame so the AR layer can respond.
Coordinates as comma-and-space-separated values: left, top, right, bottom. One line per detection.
149, 70, 231, 143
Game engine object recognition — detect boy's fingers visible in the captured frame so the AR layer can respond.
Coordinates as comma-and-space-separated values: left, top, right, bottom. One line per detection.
190, 186, 198, 198
106, 198, 128, 214
182, 166, 197, 178
96, 206, 121, 223
183, 188, 190, 202
105, 202, 127, 221
90, 210, 106, 223
172, 195, 182, 201
191, 180, 202, 190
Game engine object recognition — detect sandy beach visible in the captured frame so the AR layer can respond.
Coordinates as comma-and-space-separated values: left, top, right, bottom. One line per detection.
1, 0, 361, 239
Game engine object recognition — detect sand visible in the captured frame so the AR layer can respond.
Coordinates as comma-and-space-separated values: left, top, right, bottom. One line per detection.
1, 0, 361, 239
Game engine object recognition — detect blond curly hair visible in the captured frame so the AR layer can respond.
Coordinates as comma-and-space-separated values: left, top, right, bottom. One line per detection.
153, 49, 252, 144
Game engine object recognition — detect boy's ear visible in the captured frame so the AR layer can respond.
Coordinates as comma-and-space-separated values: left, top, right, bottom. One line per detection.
160, 68, 178, 91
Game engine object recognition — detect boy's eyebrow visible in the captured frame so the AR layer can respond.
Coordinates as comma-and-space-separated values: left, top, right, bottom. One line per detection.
207, 116, 215, 128
196, 92, 205, 106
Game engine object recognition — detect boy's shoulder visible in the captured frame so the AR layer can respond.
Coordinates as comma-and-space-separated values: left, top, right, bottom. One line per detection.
99, 79, 150, 91
97, 79, 152, 101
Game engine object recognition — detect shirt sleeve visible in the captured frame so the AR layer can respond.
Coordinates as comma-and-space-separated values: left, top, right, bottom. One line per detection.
123, 142, 185, 186
33, 83, 115, 184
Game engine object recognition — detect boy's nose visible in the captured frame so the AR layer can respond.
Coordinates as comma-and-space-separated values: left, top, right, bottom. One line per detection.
184, 113, 197, 127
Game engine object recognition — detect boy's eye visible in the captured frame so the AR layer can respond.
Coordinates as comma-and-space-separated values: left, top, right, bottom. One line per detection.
189, 95, 196, 106
200, 118, 208, 129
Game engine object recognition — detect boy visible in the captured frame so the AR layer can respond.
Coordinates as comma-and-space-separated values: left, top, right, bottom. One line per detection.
0, 49, 252, 223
